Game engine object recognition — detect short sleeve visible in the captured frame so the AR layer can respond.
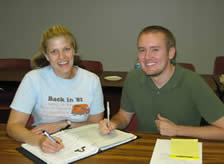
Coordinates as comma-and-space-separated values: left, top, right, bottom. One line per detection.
89, 76, 105, 115
10, 73, 37, 114
191, 74, 224, 123
120, 73, 135, 113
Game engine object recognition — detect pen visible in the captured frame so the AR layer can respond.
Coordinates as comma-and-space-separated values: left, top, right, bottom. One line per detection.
107, 101, 110, 127
42, 130, 59, 144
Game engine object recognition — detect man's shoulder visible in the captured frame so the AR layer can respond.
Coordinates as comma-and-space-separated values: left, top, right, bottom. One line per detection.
125, 69, 146, 86
175, 65, 205, 88
127, 68, 145, 79
177, 65, 201, 80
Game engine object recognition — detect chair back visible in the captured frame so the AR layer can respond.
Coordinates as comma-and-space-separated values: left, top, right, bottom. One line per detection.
0, 104, 11, 123
0, 58, 31, 123
0, 58, 31, 101
79, 60, 103, 76
0, 58, 31, 100
213, 56, 224, 75
125, 114, 138, 132
178, 62, 196, 72
26, 115, 34, 129
0, 58, 31, 70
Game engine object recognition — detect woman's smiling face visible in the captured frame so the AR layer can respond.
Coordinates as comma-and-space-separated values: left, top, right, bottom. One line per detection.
45, 36, 75, 79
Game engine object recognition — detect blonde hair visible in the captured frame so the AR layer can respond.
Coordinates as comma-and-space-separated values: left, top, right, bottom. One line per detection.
31, 26, 78, 68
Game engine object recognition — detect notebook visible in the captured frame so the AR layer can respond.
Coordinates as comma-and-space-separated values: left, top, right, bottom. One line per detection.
18, 123, 137, 164
170, 138, 200, 160
150, 139, 202, 164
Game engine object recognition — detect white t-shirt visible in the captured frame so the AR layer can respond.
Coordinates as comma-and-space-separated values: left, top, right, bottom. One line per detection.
10, 66, 105, 126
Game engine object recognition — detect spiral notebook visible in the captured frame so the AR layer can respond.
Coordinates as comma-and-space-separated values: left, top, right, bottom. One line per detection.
18, 123, 137, 164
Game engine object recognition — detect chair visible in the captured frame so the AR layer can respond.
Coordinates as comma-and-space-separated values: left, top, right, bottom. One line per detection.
0, 58, 31, 123
79, 60, 103, 76
0, 58, 31, 69
213, 56, 224, 75
178, 62, 196, 72
0, 104, 12, 123
125, 114, 138, 132
26, 115, 34, 129
213, 56, 224, 101
73, 55, 103, 76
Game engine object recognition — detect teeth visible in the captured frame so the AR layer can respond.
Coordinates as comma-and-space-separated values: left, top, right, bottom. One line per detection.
147, 63, 155, 66
58, 61, 68, 65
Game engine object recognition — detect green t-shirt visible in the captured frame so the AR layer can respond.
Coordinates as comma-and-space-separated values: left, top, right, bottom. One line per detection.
121, 65, 224, 132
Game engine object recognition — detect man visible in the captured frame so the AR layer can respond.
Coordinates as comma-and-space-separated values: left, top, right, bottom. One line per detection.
99, 25, 224, 140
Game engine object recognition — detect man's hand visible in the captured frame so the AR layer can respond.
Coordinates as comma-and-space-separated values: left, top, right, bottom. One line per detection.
155, 114, 178, 137
99, 119, 116, 136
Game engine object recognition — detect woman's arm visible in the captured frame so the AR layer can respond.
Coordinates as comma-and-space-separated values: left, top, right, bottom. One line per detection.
7, 109, 64, 153
7, 109, 43, 145
31, 112, 104, 135
66, 112, 104, 129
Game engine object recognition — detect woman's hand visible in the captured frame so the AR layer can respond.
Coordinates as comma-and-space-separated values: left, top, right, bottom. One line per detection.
39, 135, 64, 153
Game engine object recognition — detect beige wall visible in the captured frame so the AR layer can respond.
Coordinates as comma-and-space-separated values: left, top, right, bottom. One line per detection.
0, 0, 224, 74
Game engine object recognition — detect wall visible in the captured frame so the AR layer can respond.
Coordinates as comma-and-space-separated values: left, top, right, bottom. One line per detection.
0, 0, 224, 74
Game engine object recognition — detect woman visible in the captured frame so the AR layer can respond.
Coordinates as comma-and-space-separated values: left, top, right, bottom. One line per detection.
7, 26, 105, 153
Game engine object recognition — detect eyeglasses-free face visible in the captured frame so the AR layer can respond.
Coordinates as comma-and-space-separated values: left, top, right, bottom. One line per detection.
137, 32, 175, 77
45, 36, 76, 79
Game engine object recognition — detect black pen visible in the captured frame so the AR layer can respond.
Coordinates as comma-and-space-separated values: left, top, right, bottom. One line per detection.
42, 130, 60, 144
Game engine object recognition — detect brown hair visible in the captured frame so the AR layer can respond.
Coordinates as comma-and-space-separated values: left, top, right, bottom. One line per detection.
138, 25, 176, 49
31, 26, 78, 68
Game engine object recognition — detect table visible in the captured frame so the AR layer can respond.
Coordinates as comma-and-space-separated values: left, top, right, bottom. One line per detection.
100, 71, 127, 116
100, 71, 127, 87
1, 124, 224, 164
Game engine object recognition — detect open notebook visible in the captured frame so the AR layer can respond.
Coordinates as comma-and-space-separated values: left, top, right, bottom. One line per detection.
18, 123, 137, 164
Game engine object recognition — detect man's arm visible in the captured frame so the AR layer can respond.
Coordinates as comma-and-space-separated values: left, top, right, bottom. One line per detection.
155, 114, 224, 140
99, 108, 134, 135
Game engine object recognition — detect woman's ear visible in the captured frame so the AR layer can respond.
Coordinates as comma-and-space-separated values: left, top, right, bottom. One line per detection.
44, 53, 49, 61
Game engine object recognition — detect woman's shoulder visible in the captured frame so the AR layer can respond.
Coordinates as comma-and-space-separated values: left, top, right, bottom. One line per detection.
77, 67, 99, 80
24, 66, 51, 80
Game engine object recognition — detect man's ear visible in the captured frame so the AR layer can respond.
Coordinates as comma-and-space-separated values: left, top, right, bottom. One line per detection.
168, 47, 176, 60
